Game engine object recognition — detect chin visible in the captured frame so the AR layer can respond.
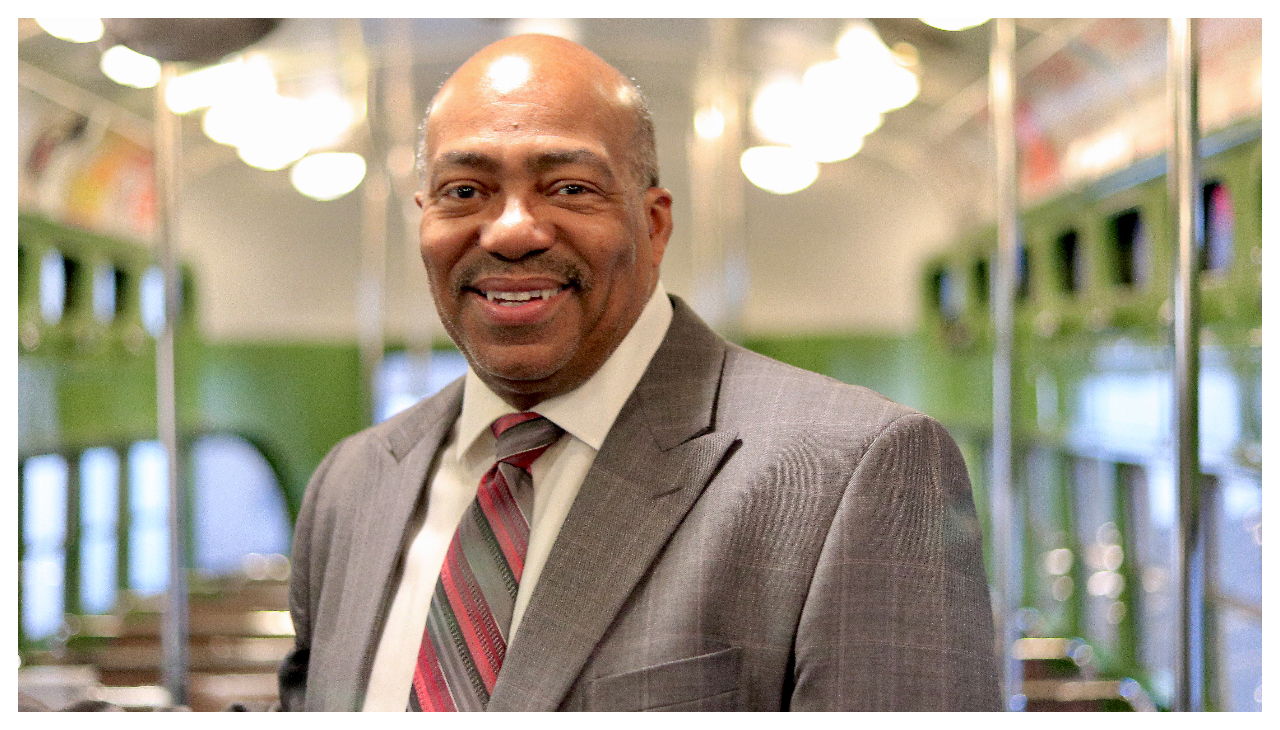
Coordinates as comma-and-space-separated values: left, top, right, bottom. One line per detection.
468, 344, 575, 386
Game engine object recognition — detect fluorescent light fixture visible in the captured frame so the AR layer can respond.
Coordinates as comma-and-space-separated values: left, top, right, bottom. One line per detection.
739, 146, 819, 195
751, 78, 805, 145
290, 153, 367, 201
100, 45, 161, 89
35, 17, 104, 43
165, 57, 276, 114
694, 106, 726, 140
919, 18, 990, 32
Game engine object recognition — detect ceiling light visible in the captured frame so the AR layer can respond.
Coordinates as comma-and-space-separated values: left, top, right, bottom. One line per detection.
694, 106, 726, 140
233, 96, 312, 170
99, 45, 161, 89
751, 78, 805, 145
291, 153, 367, 201
299, 92, 358, 150
791, 130, 864, 164
35, 18, 104, 43
835, 20, 893, 66
740, 146, 819, 195
165, 57, 276, 114
920, 18, 990, 32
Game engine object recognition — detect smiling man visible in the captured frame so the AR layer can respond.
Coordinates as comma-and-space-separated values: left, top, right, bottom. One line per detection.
279, 34, 999, 712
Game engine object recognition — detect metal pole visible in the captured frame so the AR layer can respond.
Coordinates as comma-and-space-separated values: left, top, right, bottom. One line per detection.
989, 17, 1020, 709
154, 63, 189, 708
1168, 17, 1203, 713
357, 31, 388, 425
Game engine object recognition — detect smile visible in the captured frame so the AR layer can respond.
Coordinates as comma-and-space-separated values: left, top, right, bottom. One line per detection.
483, 287, 564, 306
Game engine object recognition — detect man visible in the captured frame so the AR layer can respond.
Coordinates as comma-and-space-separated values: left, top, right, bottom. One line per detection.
279, 33, 999, 711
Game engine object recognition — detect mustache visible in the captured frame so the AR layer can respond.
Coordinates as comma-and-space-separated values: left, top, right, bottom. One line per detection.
451, 253, 591, 295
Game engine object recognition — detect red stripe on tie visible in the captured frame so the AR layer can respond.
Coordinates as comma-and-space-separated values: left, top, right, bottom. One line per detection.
439, 537, 504, 688
413, 633, 456, 711
475, 475, 529, 580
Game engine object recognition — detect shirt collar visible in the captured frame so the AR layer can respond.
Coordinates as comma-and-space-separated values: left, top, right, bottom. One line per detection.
455, 281, 673, 462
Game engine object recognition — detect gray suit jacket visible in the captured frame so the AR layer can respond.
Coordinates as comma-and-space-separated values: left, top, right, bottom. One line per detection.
279, 297, 1000, 711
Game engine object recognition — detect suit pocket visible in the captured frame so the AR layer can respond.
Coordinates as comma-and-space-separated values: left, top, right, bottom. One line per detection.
584, 646, 744, 711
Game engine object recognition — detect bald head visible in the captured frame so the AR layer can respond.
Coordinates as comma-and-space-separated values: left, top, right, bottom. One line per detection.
418, 34, 658, 192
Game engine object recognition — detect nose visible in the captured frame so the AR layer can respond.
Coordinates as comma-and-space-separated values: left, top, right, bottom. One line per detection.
479, 194, 553, 261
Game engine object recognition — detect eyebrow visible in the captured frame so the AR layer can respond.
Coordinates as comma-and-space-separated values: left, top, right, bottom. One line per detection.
431, 148, 618, 186
433, 150, 501, 175
526, 149, 617, 186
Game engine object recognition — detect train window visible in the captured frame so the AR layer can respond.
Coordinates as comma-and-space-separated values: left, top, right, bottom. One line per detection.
1016, 244, 1031, 301
1053, 230, 1081, 294
375, 349, 471, 423
113, 266, 131, 318
21, 454, 69, 641
191, 434, 291, 576
1122, 461, 1177, 705
92, 263, 117, 323
79, 448, 120, 614
140, 265, 165, 336
1071, 458, 1124, 658
128, 441, 170, 595
62, 255, 85, 318
973, 258, 990, 305
40, 249, 66, 324
1201, 181, 1234, 274
1110, 208, 1148, 289
1209, 474, 1261, 606
1206, 474, 1262, 710
19, 245, 29, 297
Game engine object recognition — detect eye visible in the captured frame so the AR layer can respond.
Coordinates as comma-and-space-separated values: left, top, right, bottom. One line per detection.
447, 184, 479, 199
555, 183, 588, 196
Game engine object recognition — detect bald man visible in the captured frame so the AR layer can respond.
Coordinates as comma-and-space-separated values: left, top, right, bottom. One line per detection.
279, 34, 999, 712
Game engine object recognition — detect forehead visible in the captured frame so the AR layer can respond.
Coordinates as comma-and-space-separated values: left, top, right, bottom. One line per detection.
425, 67, 635, 172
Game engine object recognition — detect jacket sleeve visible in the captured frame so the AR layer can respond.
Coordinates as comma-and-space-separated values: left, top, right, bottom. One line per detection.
789, 412, 1001, 710
276, 442, 344, 711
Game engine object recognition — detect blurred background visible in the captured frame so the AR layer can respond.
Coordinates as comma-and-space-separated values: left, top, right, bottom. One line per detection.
16, 17, 1262, 711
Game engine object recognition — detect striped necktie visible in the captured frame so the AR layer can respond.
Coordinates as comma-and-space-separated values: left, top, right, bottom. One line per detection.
408, 412, 563, 711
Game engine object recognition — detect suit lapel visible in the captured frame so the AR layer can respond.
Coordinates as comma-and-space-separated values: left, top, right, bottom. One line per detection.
327, 380, 463, 707
489, 299, 738, 711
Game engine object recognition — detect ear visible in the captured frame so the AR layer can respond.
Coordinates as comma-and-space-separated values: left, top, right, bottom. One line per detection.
643, 186, 674, 267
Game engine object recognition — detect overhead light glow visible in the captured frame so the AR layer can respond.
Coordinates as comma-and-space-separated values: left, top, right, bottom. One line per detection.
751, 78, 806, 145
740, 146, 819, 195
233, 96, 312, 170
790, 128, 864, 164
694, 106, 726, 140
920, 18, 990, 32
835, 20, 894, 65
35, 17, 104, 43
100, 45, 161, 89
165, 57, 276, 114
291, 153, 367, 201
299, 92, 358, 150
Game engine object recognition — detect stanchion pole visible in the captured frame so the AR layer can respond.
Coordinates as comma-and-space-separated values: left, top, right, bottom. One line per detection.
154, 62, 189, 708
989, 17, 1021, 709
1167, 17, 1204, 713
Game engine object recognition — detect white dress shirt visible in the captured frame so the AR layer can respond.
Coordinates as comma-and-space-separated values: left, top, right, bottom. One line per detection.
361, 283, 673, 711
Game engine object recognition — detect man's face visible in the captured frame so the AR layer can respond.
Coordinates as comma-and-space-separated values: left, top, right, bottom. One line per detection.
417, 56, 672, 409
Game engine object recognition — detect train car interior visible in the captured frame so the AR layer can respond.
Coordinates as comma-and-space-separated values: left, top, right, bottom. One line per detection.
15, 17, 1263, 712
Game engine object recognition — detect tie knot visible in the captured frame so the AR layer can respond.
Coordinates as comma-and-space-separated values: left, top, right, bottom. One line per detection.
491, 412, 563, 466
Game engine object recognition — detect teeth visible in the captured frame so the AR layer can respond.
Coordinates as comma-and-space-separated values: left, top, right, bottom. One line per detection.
484, 288, 561, 304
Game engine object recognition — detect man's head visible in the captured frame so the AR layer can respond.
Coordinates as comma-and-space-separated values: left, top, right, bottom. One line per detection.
416, 34, 673, 410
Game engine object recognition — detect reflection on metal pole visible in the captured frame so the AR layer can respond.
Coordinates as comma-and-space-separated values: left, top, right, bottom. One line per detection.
989, 17, 1020, 709
1168, 17, 1204, 713
154, 63, 189, 708
688, 18, 747, 340
354, 20, 387, 424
